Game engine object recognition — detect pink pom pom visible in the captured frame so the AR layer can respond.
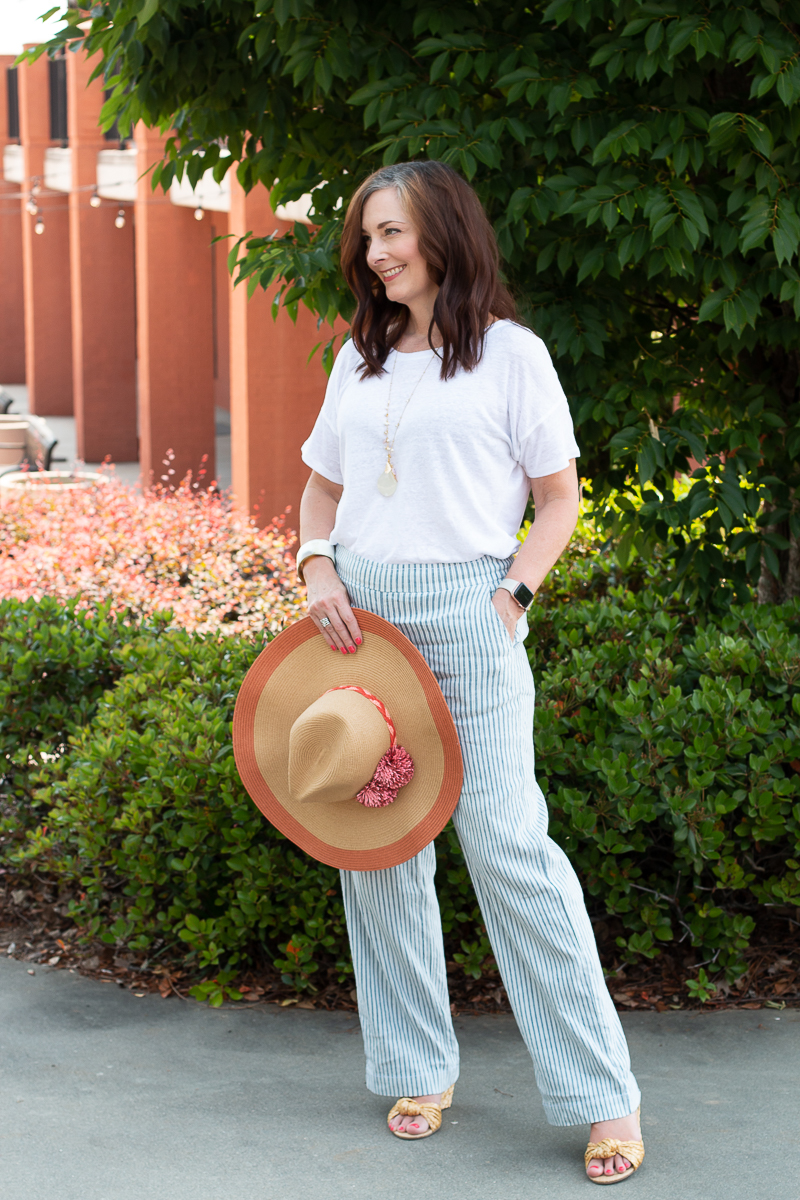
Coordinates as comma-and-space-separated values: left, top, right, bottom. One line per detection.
356, 746, 415, 808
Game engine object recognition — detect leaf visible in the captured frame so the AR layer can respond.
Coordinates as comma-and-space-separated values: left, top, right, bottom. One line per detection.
773, 197, 800, 267
739, 195, 772, 254
137, 0, 159, 28
637, 437, 659, 485
744, 116, 773, 159
777, 64, 800, 107
593, 119, 639, 163
430, 50, 450, 83
576, 242, 605, 283
314, 56, 333, 94
348, 80, 388, 106
667, 16, 702, 58
645, 22, 664, 53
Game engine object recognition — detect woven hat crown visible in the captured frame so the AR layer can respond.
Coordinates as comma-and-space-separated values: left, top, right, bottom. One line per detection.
288, 689, 391, 804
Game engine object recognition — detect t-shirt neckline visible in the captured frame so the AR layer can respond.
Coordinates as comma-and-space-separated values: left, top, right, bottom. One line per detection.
390, 320, 505, 356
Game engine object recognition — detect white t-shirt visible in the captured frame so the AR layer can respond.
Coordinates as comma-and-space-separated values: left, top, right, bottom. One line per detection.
301, 319, 580, 564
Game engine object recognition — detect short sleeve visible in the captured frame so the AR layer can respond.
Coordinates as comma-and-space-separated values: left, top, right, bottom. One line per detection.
300, 338, 358, 485
507, 330, 580, 478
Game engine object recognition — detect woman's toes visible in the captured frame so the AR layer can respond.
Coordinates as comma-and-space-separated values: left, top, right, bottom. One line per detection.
587, 1158, 603, 1176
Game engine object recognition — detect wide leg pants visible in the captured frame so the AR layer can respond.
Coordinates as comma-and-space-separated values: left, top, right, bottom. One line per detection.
335, 547, 641, 1126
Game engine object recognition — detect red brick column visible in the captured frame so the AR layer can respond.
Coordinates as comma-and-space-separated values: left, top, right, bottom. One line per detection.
17, 46, 73, 415
0, 57, 25, 384
210, 214, 230, 411
228, 175, 333, 531
134, 122, 215, 488
67, 51, 137, 462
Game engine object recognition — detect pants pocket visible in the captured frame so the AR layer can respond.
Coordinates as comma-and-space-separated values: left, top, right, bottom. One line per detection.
487, 593, 521, 648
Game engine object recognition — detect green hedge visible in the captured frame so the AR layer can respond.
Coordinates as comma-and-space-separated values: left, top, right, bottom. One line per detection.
533, 589, 800, 977
1, 590, 798, 991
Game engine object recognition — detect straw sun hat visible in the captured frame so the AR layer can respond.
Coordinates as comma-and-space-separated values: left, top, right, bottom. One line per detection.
233, 610, 463, 871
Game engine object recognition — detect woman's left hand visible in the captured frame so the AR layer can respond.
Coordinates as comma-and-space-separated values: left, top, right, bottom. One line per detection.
491, 588, 521, 641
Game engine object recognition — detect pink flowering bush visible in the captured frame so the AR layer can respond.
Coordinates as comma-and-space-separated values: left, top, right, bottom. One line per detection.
0, 474, 305, 636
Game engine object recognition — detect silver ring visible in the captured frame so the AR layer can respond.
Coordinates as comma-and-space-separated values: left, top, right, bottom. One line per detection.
319, 617, 331, 628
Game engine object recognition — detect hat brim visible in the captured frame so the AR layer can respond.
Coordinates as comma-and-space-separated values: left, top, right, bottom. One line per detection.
233, 609, 463, 871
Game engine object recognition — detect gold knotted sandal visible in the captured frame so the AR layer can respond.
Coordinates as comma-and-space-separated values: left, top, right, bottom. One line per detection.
387, 1084, 455, 1140
584, 1108, 644, 1184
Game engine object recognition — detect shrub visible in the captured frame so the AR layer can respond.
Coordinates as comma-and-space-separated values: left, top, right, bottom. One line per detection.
2, 590, 799, 991
0, 475, 304, 636
1, 612, 348, 987
0, 597, 168, 838
531, 591, 800, 980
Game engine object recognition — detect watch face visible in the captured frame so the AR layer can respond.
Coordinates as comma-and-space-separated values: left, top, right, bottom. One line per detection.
514, 582, 534, 610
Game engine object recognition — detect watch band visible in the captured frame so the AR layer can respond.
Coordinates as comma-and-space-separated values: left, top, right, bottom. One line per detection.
496, 578, 535, 611
296, 539, 336, 584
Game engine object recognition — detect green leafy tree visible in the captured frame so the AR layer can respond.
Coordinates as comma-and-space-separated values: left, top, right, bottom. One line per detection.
33, 0, 800, 604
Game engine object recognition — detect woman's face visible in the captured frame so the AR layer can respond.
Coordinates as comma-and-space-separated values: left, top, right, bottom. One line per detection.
362, 187, 439, 314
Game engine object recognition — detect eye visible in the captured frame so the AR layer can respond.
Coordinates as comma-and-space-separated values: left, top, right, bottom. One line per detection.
385, 226, 401, 235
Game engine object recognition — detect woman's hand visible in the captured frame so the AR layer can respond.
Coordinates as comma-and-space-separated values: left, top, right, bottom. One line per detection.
304, 556, 363, 654
491, 588, 522, 641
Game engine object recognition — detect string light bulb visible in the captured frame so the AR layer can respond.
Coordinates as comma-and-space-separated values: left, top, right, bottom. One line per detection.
26, 198, 38, 216
193, 205, 204, 221
90, 190, 101, 208
34, 218, 45, 235
31, 178, 41, 197
114, 208, 126, 229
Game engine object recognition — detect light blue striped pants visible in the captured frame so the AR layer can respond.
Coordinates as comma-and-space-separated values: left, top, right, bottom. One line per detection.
335, 547, 641, 1127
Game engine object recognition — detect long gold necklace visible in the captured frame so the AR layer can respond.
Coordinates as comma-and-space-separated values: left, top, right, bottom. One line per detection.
376, 350, 435, 497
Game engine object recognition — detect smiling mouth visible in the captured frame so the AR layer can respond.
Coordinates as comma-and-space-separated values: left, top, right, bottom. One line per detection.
382, 265, 406, 281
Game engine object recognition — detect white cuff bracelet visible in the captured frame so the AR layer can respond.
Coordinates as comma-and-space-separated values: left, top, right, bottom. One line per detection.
296, 539, 336, 584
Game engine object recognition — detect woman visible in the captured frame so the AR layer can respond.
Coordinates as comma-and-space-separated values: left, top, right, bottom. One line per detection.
296, 160, 644, 1184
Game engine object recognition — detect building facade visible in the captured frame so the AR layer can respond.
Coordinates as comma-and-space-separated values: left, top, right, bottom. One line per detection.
1, 47, 333, 528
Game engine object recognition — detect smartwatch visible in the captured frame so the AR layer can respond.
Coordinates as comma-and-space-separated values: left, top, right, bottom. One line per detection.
496, 578, 535, 611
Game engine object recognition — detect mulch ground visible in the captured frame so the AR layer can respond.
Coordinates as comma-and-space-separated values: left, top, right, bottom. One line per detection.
1, 875, 797, 1014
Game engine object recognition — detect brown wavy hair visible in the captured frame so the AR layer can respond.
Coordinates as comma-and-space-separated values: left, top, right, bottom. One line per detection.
339, 160, 517, 380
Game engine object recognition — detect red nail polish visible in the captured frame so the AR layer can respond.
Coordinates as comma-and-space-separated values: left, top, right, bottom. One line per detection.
356, 637, 362, 645
341, 648, 346, 654
349, 646, 356, 653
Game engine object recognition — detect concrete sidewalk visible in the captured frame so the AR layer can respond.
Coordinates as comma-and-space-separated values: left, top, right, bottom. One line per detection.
0, 957, 795, 1200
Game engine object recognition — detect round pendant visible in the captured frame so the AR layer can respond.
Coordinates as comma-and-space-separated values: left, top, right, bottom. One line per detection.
377, 466, 397, 496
